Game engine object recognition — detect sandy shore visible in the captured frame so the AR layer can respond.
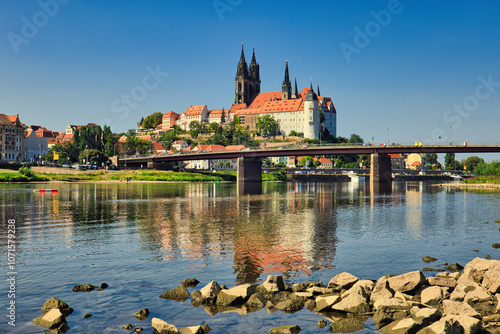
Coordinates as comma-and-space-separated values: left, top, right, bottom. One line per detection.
437, 182, 500, 189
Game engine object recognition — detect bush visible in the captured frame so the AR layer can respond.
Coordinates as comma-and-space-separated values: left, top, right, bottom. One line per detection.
19, 166, 35, 178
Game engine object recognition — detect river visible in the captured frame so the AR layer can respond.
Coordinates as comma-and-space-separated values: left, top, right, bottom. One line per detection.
2, 181, 500, 333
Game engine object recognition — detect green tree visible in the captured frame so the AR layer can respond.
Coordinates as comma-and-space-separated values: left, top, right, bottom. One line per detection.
230, 115, 240, 126
79, 149, 107, 165
256, 115, 279, 138
220, 108, 226, 124
425, 153, 439, 165
444, 153, 456, 169
464, 156, 484, 172
348, 133, 364, 144
189, 121, 202, 139
142, 112, 163, 129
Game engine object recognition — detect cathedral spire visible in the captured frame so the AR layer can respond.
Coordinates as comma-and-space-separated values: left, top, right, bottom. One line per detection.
317, 84, 321, 97
293, 74, 298, 97
282, 60, 292, 100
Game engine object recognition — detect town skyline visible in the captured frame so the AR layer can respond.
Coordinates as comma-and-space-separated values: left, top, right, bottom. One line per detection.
2, 1, 500, 161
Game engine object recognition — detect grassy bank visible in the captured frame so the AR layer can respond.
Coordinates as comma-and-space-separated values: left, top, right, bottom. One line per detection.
462, 176, 500, 185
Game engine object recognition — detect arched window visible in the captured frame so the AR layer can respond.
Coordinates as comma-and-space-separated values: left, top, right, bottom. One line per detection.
238, 82, 242, 92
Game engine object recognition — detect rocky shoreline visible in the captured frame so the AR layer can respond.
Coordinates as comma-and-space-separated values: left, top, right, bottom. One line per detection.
31, 257, 500, 333
438, 183, 500, 189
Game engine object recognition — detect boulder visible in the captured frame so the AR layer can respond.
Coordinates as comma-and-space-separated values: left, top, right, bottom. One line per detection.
388, 271, 426, 293
422, 256, 438, 263
413, 307, 441, 326
152, 317, 180, 334
331, 290, 370, 314
456, 257, 492, 285
134, 326, 143, 333
442, 300, 480, 319
464, 284, 491, 304
427, 276, 457, 288
329, 317, 366, 333
269, 325, 301, 334
181, 278, 200, 288
200, 281, 221, 303
371, 276, 395, 304
32, 308, 69, 332
179, 324, 211, 334
328, 272, 359, 291
379, 318, 422, 334
421, 286, 448, 305
450, 283, 477, 302
342, 280, 374, 299
275, 295, 306, 313
373, 308, 409, 329
72, 283, 97, 292
373, 298, 411, 312
304, 299, 316, 311
245, 293, 267, 309
444, 263, 464, 272
436, 272, 460, 280
417, 315, 482, 334
293, 291, 313, 299
216, 284, 256, 306
133, 308, 150, 321
481, 261, 500, 293
263, 275, 285, 292
306, 286, 333, 295
315, 294, 341, 311
41, 297, 73, 318
159, 285, 190, 301
317, 319, 327, 328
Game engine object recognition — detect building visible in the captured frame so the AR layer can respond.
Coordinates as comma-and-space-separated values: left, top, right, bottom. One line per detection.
25, 126, 55, 162
317, 157, 333, 169
406, 153, 425, 170
171, 140, 189, 152
65, 123, 98, 135
0, 114, 26, 162
389, 154, 405, 169
166, 46, 337, 139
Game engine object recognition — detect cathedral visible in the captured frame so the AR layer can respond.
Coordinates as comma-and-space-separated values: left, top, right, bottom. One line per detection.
230, 45, 337, 139
166, 46, 337, 140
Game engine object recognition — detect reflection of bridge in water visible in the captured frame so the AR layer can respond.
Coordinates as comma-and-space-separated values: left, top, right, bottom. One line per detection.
119, 144, 500, 190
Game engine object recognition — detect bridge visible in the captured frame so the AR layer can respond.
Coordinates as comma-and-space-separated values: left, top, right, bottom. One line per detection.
117, 144, 500, 188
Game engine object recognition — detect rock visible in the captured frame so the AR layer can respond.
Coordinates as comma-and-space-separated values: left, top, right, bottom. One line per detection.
159, 285, 190, 301
342, 280, 374, 299
422, 267, 445, 272
496, 294, 500, 313
275, 295, 305, 313
180, 324, 211, 334
329, 317, 366, 333
269, 325, 301, 334
246, 293, 267, 309
100, 282, 109, 289
373, 308, 409, 329
191, 290, 203, 306
492, 243, 500, 248
450, 283, 477, 302
427, 276, 457, 288
134, 327, 143, 333
216, 284, 256, 306
457, 257, 493, 285
379, 318, 422, 334
123, 324, 133, 330
421, 286, 449, 305
481, 261, 500, 293
371, 276, 395, 304
315, 294, 341, 311
83, 313, 92, 318
331, 290, 370, 314
373, 298, 410, 312
483, 314, 500, 322
423, 256, 438, 263
442, 300, 480, 319
152, 317, 180, 334
293, 291, 313, 299
133, 308, 150, 321
413, 307, 441, 326
464, 284, 491, 304
317, 319, 327, 328
263, 275, 285, 293
200, 281, 221, 303
41, 297, 73, 318
486, 255, 491, 259
328, 272, 359, 291
445, 263, 464, 272
436, 272, 460, 280
181, 278, 200, 287
388, 271, 426, 293
306, 286, 333, 295
32, 308, 69, 332
417, 315, 482, 334
292, 283, 308, 292
304, 299, 316, 311
72, 283, 97, 292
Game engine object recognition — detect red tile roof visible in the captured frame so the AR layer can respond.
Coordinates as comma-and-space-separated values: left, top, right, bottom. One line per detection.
229, 103, 247, 113
196, 144, 226, 152
248, 91, 283, 109
225, 145, 245, 151
318, 158, 331, 164
261, 99, 303, 113
152, 142, 165, 152
163, 111, 179, 118
184, 105, 207, 116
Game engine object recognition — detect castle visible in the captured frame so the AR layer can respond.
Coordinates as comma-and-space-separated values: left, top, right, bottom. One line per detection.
160, 46, 337, 139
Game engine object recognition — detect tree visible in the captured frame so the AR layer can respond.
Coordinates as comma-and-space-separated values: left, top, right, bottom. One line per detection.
464, 156, 484, 172
444, 153, 456, 169
348, 133, 364, 144
142, 112, 163, 129
256, 115, 279, 138
79, 149, 107, 165
189, 121, 202, 139
425, 153, 439, 165
220, 108, 226, 124
230, 115, 240, 126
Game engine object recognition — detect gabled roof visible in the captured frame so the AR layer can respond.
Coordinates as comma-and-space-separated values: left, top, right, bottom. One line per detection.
184, 105, 207, 116
261, 99, 303, 113
411, 161, 421, 166
172, 140, 186, 145
0, 114, 16, 126
196, 144, 226, 152
389, 154, 403, 158
229, 103, 246, 113
163, 111, 179, 118
234, 107, 262, 115
207, 109, 225, 118
318, 158, 331, 164
152, 142, 165, 152
225, 145, 245, 151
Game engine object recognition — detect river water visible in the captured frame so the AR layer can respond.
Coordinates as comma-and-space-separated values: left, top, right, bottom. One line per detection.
2, 181, 500, 333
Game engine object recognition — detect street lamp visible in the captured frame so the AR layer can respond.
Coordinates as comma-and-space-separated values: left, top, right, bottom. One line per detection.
387, 128, 390, 144
450, 126, 453, 145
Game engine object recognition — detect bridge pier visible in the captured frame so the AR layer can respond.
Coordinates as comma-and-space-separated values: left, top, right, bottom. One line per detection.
370, 153, 392, 193
237, 157, 262, 182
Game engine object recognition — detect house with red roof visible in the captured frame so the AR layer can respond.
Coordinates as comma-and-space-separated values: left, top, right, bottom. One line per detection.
406, 153, 425, 170
162, 111, 179, 131
388, 154, 405, 169
0, 114, 26, 162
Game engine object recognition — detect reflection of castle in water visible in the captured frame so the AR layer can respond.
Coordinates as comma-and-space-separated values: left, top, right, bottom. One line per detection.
8, 181, 443, 284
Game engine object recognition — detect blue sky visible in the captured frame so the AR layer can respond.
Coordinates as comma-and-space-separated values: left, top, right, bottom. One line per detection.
1, 0, 500, 160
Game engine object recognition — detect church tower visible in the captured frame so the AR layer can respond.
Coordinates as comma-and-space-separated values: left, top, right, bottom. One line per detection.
282, 61, 292, 100
235, 45, 260, 105
304, 82, 320, 139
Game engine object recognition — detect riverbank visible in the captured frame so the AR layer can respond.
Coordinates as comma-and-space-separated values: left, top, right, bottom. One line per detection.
438, 182, 500, 189
0, 167, 287, 183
